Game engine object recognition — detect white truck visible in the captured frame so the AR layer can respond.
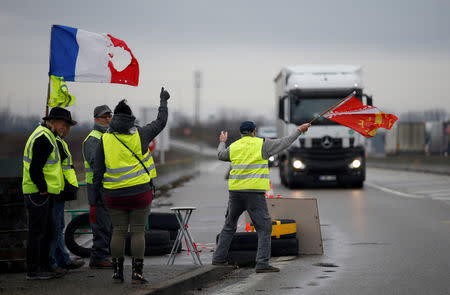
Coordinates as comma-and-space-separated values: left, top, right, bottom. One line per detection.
274, 65, 373, 188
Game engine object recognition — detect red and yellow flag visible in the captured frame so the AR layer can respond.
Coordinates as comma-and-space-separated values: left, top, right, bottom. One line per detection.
323, 95, 398, 137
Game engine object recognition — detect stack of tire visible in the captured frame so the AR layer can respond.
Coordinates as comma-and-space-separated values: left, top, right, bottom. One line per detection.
216, 219, 299, 267
65, 212, 181, 258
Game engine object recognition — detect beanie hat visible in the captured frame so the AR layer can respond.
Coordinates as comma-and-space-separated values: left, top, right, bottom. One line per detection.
114, 99, 132, 116
93, 105, 112, 118
240, 121, 256, 133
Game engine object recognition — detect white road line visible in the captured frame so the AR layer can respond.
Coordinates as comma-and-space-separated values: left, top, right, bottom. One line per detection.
415, 188, 450, 194
431, 196, 450, 201
365, 182, 425, 199
429, 191, 450, 197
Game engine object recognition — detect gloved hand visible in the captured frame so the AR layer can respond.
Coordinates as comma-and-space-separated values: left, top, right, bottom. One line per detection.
160, 87, 170, 100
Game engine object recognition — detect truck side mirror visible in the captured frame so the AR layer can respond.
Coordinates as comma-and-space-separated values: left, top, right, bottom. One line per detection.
278, 98, 284, 120
363, 94, 373, 106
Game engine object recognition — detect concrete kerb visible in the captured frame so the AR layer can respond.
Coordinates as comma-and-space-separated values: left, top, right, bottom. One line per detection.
132, 265, 234, 295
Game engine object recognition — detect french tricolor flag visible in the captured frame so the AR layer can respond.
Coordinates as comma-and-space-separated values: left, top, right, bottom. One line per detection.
49, 25, 139, 86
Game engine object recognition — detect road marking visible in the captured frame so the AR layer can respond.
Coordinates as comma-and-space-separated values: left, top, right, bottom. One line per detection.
429, 192, 450, 197
365, 182, 424, 199
415, 188, 450, 194
431, 196, 450, 201
367, 182, 450, 204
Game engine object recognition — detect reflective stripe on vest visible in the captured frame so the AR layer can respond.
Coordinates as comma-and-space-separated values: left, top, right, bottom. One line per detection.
228, 136, 270, 191
57, 137, 79, 188
22, 125, 64, 194
82, 129, 103, 184
102, 131, 156, 190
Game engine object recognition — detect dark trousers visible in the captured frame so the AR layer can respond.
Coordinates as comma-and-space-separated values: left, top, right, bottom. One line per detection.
213, 191, 272, 269
87, 185, 112, 262
24, 193, 55, 273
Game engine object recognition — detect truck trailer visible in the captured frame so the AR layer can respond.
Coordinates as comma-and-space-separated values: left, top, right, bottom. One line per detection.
274, 65, 373, 188
385, 122, 426, 155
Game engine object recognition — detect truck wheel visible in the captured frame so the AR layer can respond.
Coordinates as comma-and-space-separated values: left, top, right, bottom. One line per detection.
286, 175, 296, 189
279, 162, 286, 186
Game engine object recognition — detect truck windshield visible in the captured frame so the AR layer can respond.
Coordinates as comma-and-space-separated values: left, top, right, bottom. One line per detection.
290, 97, 340, 125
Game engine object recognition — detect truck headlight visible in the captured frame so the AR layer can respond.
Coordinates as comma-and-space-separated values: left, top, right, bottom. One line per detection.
269, 156, 275, 162
349, 159, 362, 169
292, 159, 305, 169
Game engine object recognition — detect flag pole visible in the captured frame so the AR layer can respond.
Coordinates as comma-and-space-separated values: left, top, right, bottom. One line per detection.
46, 26, 53, 116
45, 76, 50, 116
309, 91, 356, 125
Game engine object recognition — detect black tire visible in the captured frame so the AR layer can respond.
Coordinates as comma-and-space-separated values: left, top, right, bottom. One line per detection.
279, 162, 287, 186
146, 229, 171, 245
125, 229, 170, 252
227, 250, 256, 267
271, 238, 299, 256
64, 213, 92, 258
352, 181, 364, 189
168, 229, 179, 241
149, 212, 180, 230
217, 232, 299, 256
169, 239, 182, 253
216, 232, 258, 251
125, 242, 174, 256
286, 174, 296, 189
145, 243, 173, 256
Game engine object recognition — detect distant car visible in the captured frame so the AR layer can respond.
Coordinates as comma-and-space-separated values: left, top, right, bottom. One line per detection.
257, 126, 279, 167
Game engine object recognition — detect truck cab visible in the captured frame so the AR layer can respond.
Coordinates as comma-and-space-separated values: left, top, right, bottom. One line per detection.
274, 65, 372, 188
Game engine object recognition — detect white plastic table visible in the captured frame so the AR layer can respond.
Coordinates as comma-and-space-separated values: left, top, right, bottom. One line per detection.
167, 206, 202, 265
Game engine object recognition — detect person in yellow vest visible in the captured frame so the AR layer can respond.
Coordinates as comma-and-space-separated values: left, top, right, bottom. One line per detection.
93, 87, 170, 284
49, 130, 85, 273
22, 107, 76, 280
82, 104, 114, 269
212, 120, 310, 273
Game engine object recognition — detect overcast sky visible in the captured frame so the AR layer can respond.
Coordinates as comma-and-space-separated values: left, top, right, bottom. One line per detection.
1, 0, 449, 123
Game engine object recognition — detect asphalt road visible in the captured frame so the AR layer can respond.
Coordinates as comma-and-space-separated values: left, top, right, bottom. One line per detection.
160, 161, 450, 295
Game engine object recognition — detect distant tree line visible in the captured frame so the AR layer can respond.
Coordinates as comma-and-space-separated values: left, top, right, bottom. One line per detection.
170, 108, 274, 147
0, 108, 91, 133
399, 109, 448, 122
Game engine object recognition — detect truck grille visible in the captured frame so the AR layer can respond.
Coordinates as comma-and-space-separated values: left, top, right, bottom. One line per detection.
301, 148, 355, 161
311, 138, 343, 149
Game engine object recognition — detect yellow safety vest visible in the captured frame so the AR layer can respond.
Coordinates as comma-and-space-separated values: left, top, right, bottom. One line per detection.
228, 136, 270, 191
57, 137, 79, 188
102, 131, 156, 190
22, 125, 64, 194
82, 129, 103, 184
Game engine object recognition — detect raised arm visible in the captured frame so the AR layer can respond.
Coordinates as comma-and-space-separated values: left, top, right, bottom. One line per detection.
261, 123, 310, 159
138, 87, 170, 153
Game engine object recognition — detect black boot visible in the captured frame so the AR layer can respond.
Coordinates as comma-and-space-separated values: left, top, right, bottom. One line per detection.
131, 258, 148, 284
112, 257, 124, 283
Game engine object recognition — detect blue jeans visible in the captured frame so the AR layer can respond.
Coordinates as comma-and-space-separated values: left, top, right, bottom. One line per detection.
49, 200, 72, 268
